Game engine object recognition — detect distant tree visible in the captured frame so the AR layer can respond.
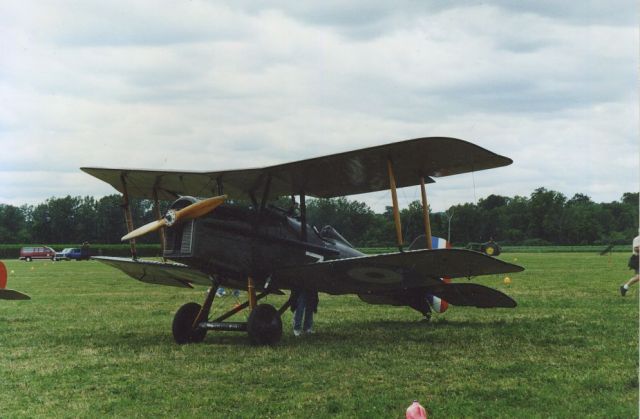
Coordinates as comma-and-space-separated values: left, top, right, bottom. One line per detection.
621, 192, 639, 207
0, 204, 29, 243
527, 187, 566, 242
501, 196, 529, 244
6, 188, 639, 246
563, 195, 602, 244
400, 201, 428, 245
306, 197, 378, 246
30, 201, 54, 243
95, 195, 127, 243
478, 194, 507, 211
567, 193, 592, 206
447, 203, 482, 245
74, 196, 98, 242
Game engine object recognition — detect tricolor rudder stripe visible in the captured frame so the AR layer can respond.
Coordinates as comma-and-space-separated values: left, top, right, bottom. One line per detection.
426, 294, 449, 313
426, 236, 450, 313
431, 236, 450, 250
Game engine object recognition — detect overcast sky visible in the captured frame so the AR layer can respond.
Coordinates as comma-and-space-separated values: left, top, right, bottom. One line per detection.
1, 1, 638, 212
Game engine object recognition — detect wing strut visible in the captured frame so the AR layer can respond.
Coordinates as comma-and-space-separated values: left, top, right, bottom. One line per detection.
120, 174, 137, 259
300, 193, 307, 241
387, 159, 404, 252
152, 186, 167, 261
420, 177, 433, 250
248, 276, 257, 309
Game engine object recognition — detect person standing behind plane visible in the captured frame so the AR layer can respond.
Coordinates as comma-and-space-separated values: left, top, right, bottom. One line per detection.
620, 235, 640, 296
290, 288, 319, 336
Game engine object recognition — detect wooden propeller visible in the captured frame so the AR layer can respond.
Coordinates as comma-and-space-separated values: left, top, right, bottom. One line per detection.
121, 195, 227, 242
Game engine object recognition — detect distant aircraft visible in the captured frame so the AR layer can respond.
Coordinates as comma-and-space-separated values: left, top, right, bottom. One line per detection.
83, 137, 524, 345
0, 262, 30, 300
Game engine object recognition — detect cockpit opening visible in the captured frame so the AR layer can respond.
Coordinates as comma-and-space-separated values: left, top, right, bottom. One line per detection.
319, 225, 354, 248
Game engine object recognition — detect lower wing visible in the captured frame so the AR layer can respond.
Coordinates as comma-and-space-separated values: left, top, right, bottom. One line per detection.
272, 248, 523, 295
94, 256, 212, 288
359, 283, 515, 309
0, 289, 31, 300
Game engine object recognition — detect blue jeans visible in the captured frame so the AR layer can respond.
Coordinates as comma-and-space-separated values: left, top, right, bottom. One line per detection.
293, 291, 314, 332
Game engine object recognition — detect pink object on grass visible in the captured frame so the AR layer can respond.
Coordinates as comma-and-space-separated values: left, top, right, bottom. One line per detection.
406, 400, 427, 419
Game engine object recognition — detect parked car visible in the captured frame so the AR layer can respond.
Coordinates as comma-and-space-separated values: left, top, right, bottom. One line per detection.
55, 248, 91, 261
55, 248, 75, 261
19, 246, 56, 262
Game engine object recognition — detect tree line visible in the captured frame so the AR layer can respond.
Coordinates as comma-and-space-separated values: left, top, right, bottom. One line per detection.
0, 188, 637, 247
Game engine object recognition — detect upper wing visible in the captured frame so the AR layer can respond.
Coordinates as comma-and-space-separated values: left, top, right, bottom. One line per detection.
94, 256, 212, 288
0, 289, 31, 300
271, 248, 523, 295
82, 137, 512, 201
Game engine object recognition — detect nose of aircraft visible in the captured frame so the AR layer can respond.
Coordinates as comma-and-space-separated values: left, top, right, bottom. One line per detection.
121, 194, 227, 241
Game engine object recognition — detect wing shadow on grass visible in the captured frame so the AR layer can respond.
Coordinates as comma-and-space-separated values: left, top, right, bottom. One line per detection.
51, 316, 572, 349
273, 316, 580, 348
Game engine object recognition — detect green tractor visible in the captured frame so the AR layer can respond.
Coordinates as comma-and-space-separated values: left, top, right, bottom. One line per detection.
466, 240, 501, 256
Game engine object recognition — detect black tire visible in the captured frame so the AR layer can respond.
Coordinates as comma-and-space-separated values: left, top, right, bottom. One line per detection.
484, 244, 500, 256
26, 257, 32, 262
172, 302, 207, 344
247, 304, 282, 346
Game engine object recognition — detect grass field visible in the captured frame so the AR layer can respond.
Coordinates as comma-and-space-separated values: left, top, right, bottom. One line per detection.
1, 253, 638, 418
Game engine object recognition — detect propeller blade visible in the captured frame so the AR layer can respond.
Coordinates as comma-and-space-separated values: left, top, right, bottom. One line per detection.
121, 219, 167, 242
173, 195, 227, 223
120, 195, 226, 242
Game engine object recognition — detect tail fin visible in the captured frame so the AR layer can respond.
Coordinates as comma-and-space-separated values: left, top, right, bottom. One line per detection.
408, 236, 452, 313
408, 235, 451, 251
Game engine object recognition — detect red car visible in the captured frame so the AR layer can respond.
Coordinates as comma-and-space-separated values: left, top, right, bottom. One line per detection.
19, 246, 56, 262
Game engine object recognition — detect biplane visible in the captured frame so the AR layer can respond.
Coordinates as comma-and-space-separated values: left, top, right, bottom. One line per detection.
0, 262, 30, 300
82, 137, 524, 345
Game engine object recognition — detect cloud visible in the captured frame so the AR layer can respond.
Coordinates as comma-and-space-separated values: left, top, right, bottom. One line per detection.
0, 1, 637, 212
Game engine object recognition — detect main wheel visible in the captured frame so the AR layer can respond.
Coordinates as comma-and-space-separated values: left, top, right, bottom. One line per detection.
26, 257, 32, 262
247, 304, 282, 346
172, 302, 207, 344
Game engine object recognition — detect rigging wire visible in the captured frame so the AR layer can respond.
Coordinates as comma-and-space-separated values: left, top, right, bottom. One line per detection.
472, 170, 478, 205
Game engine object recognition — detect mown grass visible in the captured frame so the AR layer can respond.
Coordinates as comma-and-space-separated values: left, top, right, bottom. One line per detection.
1, 253, 638, 418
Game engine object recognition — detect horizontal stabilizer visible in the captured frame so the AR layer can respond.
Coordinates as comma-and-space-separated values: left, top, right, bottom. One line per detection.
94, 256, 212, 288
0, 289, 31, 300
426, 283, 516, 308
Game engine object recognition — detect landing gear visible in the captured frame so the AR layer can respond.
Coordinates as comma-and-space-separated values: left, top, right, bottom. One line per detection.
172, 277, 286, 345
172, 302, 207, 344
247, 304, 282, 345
